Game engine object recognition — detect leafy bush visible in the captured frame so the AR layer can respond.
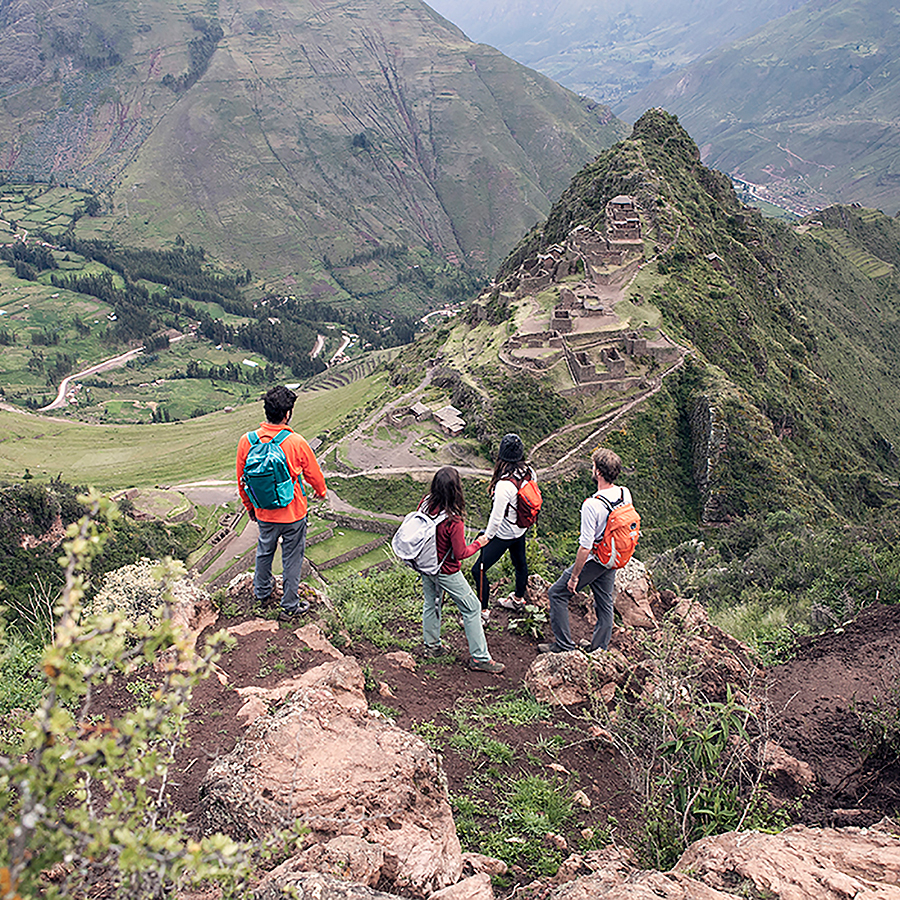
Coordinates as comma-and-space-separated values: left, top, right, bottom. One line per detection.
594, 619, 781, 869
650, 510, 900, 660
0, 493, 297, 899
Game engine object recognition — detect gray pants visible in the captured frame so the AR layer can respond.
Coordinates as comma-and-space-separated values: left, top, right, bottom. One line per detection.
547, 558, 616, 651
254, 516, 308, 612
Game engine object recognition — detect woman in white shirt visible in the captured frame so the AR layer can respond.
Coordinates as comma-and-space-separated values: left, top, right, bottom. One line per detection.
472, 433, 535, 620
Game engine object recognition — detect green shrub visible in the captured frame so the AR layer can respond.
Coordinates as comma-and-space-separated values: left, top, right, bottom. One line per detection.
0, 493, 297, 900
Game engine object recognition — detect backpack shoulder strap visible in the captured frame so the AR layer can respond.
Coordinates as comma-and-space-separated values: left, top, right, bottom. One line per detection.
502, 476, 521, 520
596, 487, 625, 512
247, 431, 261, 445
271, 429, 292, 446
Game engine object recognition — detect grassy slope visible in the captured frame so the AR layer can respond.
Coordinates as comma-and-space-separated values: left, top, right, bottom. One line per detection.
0, 0, 626, 310
0, 374, 384, 490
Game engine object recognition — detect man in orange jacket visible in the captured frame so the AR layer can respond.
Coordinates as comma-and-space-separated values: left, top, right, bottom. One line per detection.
236, 386, 327, 618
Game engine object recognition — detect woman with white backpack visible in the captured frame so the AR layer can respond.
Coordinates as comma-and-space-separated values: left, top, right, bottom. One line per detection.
410, 466, 506, 674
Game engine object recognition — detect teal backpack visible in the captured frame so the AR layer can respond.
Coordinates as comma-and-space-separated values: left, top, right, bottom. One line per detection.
241, 430, 300, 509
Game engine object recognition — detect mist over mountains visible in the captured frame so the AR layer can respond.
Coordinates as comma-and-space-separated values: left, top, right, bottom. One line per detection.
427, 0, 900, 216
0, 0, 624, 311
422, 0, 810, 106
617, 0, 900, 216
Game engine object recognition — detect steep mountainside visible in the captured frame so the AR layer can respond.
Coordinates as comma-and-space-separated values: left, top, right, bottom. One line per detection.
617, 0, 900, 215
423, 0, 809, 105
0, 0, 625, 311
470, 110, 900, 530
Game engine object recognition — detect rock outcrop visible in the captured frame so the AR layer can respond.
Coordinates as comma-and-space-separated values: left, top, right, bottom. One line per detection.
197, 656, 463, 898
674, 822, 900, 899
524, 561, 757, 708
247, 823, 900, 900
541, 822, 900, 899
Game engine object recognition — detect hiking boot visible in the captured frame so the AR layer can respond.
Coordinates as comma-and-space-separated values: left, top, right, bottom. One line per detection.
255, 577, 277, 604
481, 608, 491, 623
468, 657, 505, 674
278, 600, 311, 620
537, 642, 568, 654
497, 595, 526, 611
578, 638, 595, 651
422, 644, 445, 658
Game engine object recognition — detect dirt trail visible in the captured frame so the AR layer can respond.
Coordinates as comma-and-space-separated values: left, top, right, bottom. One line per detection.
39, 348, 145, 411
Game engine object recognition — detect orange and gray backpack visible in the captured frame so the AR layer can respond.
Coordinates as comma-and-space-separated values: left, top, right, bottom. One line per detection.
506, 475, 542, 528
591, 488, 640, 568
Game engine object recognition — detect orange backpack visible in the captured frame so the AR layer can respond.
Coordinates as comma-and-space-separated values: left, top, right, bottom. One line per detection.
506, 476, 542, 528
591, 488, 640, 568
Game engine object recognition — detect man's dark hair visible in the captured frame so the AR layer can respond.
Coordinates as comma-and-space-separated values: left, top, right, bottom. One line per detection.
263, 386, 297, 423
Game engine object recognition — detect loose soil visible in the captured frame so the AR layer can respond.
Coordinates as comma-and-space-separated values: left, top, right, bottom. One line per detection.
95, 590, 900, 892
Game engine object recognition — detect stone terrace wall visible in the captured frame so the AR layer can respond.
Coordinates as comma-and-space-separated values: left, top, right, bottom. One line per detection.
319, 511, 399, 535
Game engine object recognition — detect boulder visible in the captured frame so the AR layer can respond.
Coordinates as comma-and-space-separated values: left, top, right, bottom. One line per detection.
254, 870, 407, 900
674, 822, 900, 899
198, 656, 462, 898
428, 873, 494, 900
613, 559, 656, 629
547, 823, 900, 899
761, 740, 816, 797
524, 648, 622, 706
267, 836, 385, 888
524, 576, 758, 708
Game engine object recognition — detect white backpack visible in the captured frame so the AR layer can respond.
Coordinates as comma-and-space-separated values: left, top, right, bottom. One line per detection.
391, 508, 450, 575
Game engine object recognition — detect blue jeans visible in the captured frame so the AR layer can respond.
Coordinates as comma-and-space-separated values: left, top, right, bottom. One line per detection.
471, 533, 528, 609
421, 570, 491, 663
547, 558, 616, 651
254, 516, 308, 612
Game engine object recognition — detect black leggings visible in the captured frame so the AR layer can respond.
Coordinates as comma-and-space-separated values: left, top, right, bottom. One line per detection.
471, 533, 528, 610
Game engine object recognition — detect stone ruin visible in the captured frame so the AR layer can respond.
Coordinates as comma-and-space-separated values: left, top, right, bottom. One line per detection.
488, 195, 684, 391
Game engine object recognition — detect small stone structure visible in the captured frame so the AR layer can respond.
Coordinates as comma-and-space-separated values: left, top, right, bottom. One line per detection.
600, 346, 626, 377
551, 309, 572, 333
390, 402, 466, 435
433, 405, 465, 436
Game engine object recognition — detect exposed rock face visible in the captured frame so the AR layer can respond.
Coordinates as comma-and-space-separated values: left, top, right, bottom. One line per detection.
545, 823, 900, 899
613, 559, 656, 629
524, 565, 757, 708
248, 824, 900, 900
674, 823, 900, 900
254, 871, 408, 900
198, 656, 462, 898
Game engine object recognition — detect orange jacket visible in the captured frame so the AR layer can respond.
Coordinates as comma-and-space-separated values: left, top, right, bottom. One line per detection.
236, 422, 327, 523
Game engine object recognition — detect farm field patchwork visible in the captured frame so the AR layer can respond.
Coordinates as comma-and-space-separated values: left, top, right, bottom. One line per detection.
0, 371, 387, 489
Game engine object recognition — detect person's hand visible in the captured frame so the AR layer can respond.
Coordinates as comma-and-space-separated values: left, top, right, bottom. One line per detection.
248, 508, 257, 522
567, 572, 579, 593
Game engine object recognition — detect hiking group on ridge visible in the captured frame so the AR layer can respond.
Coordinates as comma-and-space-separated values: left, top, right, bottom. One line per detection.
238, 388, 639, 675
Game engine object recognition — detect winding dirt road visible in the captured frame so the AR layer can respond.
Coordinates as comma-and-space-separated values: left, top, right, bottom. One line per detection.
39, 347, 145, 411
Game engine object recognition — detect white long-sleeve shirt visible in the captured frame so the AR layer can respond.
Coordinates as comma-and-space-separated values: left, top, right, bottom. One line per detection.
580, 485, 633, 555
483, 470, 535, 541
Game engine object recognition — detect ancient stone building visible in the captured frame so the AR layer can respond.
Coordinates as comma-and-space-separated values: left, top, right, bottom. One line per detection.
625, 332, 647, 355
600, 346, 627, 377
607, 195, 642, 243
552, 309, 573, 333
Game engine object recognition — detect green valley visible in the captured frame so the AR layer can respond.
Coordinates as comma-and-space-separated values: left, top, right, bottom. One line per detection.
0, 0, 626, 313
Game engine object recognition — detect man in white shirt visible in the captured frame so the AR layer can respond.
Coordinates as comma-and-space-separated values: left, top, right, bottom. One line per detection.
541, 447, 632, 653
